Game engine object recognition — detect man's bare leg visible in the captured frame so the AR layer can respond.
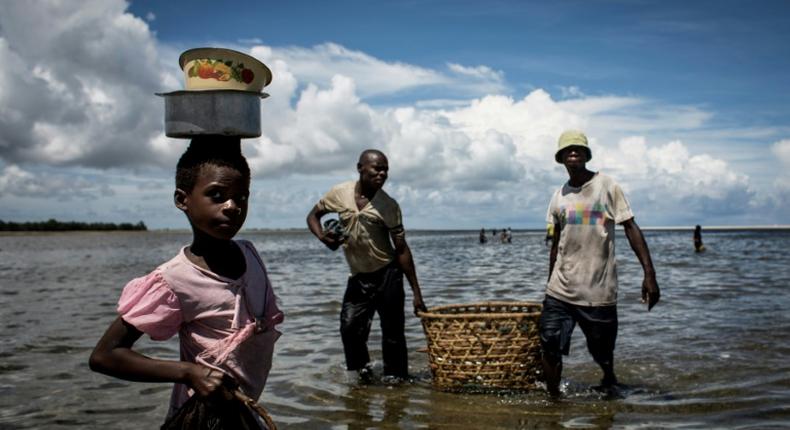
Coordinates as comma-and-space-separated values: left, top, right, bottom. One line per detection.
542, 355, 562, 397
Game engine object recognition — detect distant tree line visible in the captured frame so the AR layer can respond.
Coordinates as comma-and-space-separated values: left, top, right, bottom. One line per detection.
0, 219, 147, 232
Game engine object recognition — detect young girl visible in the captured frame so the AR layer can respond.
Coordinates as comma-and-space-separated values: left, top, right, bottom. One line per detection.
89, 137, 283, 426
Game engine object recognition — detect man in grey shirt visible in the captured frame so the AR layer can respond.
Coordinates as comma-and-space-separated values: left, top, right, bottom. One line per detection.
542, 130, 660, 397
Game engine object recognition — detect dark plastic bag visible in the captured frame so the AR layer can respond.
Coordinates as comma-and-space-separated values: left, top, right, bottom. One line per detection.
160, 389, 262, 430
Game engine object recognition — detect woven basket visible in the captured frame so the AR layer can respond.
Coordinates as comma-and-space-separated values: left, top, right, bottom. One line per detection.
419, 301, 543, 392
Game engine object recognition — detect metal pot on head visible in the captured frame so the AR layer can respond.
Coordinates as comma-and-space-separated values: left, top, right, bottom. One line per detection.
158, 47, 273, 139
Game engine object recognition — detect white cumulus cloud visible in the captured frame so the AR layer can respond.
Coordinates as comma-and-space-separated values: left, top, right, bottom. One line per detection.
0, 0, 176, 168
261, 43, 449, 98
0, 165, 47, 197
772, 139, 790, 167
0, 2, 784, 227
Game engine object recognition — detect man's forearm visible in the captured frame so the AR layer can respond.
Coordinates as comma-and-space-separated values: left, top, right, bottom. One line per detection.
392, 236, 426, 313
306, 206, 325, 238
624, 220, 656, 277
396, 246, 420, 291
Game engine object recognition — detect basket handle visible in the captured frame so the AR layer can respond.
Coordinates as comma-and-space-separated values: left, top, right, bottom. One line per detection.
232, 389, 277, 430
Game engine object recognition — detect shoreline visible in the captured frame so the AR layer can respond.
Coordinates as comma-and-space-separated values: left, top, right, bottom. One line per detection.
2, 225, 789, 235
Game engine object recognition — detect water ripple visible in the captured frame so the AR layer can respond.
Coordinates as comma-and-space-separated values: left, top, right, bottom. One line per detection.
0, 230, 788, 428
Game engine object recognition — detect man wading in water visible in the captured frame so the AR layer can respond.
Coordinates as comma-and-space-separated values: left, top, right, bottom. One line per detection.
541, 130, 660, 397
306, 149, 427, 382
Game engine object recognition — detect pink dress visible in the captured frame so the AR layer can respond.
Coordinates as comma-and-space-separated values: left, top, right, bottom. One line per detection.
117, 239, 284, 417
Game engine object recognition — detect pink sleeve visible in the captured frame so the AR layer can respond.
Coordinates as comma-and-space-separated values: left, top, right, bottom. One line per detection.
117, 271, 183, 341
255, 247, 284, 331
262, 275, 284, 331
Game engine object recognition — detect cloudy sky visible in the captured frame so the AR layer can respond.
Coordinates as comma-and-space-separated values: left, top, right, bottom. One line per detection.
1, 0, 789, 229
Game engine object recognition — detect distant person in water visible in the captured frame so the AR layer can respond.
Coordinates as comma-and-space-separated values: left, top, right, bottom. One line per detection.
694, 225, 705, 252
479, 228, 488, 244
541, 130, 660, 398
306, 149, 427, 382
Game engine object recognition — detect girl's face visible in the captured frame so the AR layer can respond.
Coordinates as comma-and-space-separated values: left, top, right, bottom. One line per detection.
176, 164, 249, 241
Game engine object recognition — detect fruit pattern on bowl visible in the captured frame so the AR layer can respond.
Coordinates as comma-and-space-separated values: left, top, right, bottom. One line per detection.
187, 59, 255, 84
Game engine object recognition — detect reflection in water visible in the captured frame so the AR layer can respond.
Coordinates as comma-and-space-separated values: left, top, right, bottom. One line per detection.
0, 230, 789, 428
342, 383, 409, 430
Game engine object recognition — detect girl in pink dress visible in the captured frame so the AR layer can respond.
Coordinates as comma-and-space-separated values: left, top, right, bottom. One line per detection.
89, 138, 283, 426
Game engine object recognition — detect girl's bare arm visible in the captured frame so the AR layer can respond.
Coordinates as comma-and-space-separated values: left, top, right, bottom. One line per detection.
89, 317, 224, 397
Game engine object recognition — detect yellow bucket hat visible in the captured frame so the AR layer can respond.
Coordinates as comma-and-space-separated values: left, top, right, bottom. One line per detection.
555, 130, 592, 163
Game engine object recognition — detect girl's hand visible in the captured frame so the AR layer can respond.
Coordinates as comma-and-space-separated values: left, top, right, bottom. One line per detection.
186, 364, 226, 398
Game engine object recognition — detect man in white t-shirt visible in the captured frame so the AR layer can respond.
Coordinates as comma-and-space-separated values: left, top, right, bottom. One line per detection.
542, 130, 660, 397
306, 149, 426, 382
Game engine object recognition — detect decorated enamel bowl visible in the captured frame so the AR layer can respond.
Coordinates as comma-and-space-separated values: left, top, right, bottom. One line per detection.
179, 47, 272, 92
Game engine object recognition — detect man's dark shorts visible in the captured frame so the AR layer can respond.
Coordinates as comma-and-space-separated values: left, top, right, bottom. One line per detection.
539, 295, 618, 365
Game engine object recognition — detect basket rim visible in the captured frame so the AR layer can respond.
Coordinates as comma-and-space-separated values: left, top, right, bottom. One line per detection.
418, 301, 542, 320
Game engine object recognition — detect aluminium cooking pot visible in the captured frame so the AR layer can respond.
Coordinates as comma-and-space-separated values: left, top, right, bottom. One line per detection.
157, 90, 268, 138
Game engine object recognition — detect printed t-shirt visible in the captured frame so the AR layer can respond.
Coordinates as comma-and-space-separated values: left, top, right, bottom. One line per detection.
117, 240, 284, 418
545, 172, 634, 306
316, 181, 404, 275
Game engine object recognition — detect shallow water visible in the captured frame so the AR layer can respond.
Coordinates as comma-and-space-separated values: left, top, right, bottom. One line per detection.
1, 229, 789, 429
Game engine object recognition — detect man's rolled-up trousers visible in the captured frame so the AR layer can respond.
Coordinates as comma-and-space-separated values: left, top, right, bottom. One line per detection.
339, 262, 408, 378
